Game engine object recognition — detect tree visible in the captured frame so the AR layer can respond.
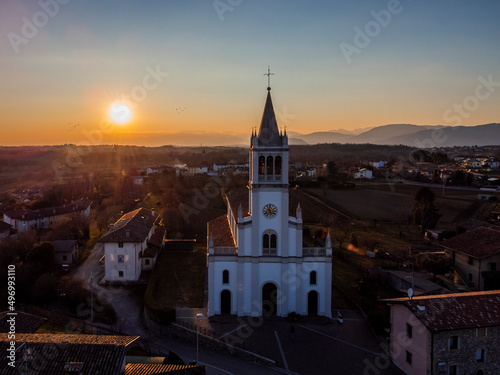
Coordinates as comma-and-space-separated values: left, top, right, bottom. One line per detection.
412, 187, 442, 232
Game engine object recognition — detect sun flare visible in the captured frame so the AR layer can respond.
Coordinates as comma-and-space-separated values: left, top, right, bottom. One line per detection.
109, 102, 132, 125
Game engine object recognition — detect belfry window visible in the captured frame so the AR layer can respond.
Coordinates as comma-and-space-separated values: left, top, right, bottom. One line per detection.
223, 270, 229, 284
275, 156, 282, 175
267, 156, 274, 175
259, 156, 265, 175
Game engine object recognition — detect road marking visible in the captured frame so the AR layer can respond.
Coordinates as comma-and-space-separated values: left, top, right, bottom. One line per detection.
299, 325, 383, 356
218, 324, 247, 340
274, 330, 289, 371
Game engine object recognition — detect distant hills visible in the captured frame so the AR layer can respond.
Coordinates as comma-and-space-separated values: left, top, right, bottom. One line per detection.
287, 123, 500, 148
109, 123, 500, 147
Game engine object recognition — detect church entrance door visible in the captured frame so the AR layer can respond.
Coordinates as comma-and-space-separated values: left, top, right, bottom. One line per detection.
221, 290, 231, 314
308, 290, 318, 315
262, 283, 278, 316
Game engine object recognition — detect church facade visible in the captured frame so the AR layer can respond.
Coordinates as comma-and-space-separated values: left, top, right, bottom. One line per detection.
207, 86, 332, 318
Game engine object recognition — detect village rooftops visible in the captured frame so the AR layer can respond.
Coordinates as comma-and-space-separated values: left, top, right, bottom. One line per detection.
3, 198, 92, 221
99, 208, 160, 243
386, 290, 500, 332
0, 333, 139, 375
440, 226, 500, 259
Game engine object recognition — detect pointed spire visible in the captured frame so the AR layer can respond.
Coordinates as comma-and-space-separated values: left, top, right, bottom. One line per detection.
326, 230, 331, 249
257, 90, 281, 146
296, 203, 302, 220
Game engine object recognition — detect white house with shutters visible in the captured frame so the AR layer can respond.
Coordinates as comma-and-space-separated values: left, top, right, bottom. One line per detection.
207, 84, 332, 318
100, 208, 165, 282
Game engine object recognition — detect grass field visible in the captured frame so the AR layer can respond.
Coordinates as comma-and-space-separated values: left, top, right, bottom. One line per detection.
305, 183, 476, 224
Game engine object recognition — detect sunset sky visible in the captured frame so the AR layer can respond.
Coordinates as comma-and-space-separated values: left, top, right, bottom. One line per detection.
1, 0, 500, 146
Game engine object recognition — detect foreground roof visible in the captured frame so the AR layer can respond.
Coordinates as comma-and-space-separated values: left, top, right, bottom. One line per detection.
125, 363, 206, 375
440, 226, 500, 259
0, 334, 139, 375
386, 290, 500, 332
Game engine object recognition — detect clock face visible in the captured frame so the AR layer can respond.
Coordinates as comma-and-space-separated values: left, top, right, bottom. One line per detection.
263, 204, 278, 218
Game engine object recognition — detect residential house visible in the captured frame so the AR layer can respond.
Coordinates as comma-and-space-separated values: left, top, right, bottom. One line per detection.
371, 161, 386, 169
100, 208, 165, 282
354, 168, 373, 179
483, 158, 500, 169
3, 198, 92, 233
387, 291, 500, 375
187, 166, 208, 175
0, 221, 12, 240
440, 227, 500, 291
53, 240, 80, 267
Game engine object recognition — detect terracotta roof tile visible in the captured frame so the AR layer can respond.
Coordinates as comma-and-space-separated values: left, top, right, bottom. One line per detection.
125, 363, 206, 375
100, 208, 157, 243
440, 227, 500, 259
387, 290, 500, 331
208, 215, 236, 247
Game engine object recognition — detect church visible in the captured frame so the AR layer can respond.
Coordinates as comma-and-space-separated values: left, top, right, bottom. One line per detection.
207, 81, 332, 318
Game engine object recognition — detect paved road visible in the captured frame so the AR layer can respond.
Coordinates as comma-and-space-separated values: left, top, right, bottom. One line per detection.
72, 244, 294, 375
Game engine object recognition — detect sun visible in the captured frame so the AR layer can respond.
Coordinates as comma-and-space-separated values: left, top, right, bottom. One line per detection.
109, 102, 132, 125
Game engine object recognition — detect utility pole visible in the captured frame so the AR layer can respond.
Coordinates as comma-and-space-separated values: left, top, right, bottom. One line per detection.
90, 277, 94, 322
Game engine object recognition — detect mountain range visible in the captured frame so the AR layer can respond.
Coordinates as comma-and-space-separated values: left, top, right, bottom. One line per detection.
113, 123, 500, 147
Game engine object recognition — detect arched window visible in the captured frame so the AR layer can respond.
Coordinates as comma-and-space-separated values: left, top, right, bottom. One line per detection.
270, 234, 277, 249
259, 156, 265, 175
275, 156, 282, 175
223, 270, 229, 284
267, 156, 274, 175
263, 231, 277, 255
310, 271, 317, 285
263, 234, 269, 249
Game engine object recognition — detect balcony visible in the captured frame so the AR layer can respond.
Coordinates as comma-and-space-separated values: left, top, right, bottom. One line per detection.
263, 248, 277, 255
213, 247, 238, 255
303, 247, 326, 256
258, 175, 282, 182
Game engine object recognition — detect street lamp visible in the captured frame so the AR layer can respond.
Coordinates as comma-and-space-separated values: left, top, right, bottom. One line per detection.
196, 313, 204, 364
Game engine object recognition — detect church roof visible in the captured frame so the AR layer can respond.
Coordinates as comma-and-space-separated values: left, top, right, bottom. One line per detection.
208, 215, 236, 247
257, 90, 282, 147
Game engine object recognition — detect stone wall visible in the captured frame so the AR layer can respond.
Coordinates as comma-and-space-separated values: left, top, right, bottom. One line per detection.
432, 326, 500, 374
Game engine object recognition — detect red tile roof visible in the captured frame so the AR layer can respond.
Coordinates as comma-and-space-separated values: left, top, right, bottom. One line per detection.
125, 363, 206, 375
440, 227, 500, 259
100, 208, 158, 243
3, 198, 91, 221
387, 290, 500, 331
208, 215, 236, 247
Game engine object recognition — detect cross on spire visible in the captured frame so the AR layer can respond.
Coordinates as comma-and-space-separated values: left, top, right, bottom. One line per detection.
263, 65, 274, 90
